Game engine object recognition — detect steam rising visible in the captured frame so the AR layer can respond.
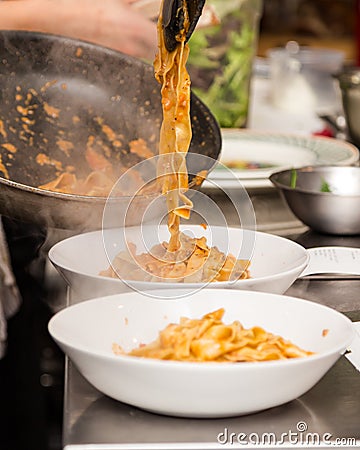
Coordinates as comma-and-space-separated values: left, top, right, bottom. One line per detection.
44, 153, 257, 302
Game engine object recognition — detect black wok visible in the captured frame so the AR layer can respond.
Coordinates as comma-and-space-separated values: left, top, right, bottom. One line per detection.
0, 31, 221, 231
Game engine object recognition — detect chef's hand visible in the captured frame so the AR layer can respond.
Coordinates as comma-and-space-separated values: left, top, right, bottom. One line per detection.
0, 0, 158, 60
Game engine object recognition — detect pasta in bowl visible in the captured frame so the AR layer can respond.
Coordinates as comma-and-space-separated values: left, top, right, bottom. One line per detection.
48, 225, 309, 301
48, 288, 355, 417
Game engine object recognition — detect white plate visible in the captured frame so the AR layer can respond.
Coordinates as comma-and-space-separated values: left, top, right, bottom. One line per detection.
204, 130, 359, 190
48, 289, 355, 418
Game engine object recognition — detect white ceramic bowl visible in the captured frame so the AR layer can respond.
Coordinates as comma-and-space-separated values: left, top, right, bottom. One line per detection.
48, 289, 355, 418
48, 225, 309, 300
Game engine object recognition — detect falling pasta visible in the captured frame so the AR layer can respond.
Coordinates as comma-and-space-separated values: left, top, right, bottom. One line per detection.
154, 0, 194, 252
100, 2, 251, 283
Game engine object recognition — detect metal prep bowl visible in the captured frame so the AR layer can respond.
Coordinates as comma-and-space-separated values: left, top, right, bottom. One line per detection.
336, 68, 360, 148
270, 165, 360, 235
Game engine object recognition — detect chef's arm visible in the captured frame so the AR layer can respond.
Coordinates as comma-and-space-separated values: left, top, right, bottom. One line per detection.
0, 0, 157, 59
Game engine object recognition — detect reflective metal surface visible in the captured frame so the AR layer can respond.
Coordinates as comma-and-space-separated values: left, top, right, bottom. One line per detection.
337, 68, 360, 148
270, 166, 360, 236
64, 351, 360, 449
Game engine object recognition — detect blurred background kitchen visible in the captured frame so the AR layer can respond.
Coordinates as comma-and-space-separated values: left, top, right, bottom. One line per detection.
251, 0, 358, 136
0, 1, 359, 450
186, 0, 359, 137
260, 0, 356, 59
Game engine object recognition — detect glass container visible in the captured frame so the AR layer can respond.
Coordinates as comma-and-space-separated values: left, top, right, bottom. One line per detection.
188, 0, 263, 128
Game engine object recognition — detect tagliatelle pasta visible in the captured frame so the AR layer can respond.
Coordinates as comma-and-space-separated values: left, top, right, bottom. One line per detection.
154, 0, 193, 252
132, 312, 314, 362
113, 308, 314, 362
100, 2, 252, 283
100, 231, 250, 282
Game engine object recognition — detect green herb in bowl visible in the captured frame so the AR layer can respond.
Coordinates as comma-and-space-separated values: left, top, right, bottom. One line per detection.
290, 168, 297, 188
320, 179, 332, 193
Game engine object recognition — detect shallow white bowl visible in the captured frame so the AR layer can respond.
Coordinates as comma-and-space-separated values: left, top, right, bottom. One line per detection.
48, 289, 355, 418
48, 225, 309, 300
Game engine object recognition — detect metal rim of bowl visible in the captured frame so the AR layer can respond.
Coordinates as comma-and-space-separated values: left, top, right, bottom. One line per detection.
269, 165, 360, 197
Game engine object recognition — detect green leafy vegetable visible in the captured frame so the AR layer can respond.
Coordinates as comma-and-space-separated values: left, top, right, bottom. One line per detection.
320, 179, 332, 193
188, 0, 262, 128
290, 169, 297, 188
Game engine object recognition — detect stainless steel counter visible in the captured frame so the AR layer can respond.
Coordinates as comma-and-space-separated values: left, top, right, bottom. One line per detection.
61, 188, 360, 450
64, 349, 360, 450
